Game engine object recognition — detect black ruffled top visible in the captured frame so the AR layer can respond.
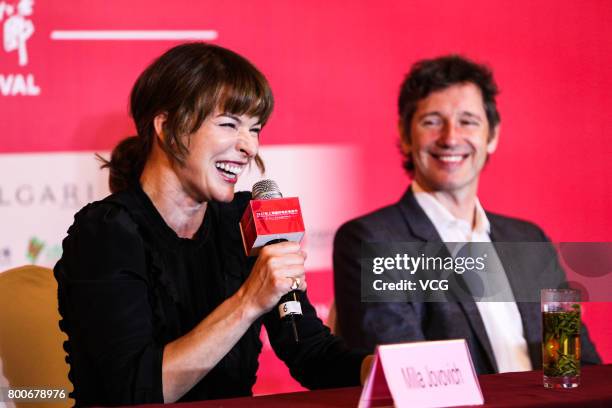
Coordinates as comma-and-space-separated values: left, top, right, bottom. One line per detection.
54, 185, 365, 406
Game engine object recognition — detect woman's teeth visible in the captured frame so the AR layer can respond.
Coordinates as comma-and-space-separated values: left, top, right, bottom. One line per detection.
215, 162, 243, 178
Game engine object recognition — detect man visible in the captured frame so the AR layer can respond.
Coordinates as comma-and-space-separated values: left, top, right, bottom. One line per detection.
333, 55, 600, 374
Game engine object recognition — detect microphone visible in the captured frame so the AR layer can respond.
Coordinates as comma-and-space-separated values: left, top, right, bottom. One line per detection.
240, 179, 305, 256
240, 179, 305, 342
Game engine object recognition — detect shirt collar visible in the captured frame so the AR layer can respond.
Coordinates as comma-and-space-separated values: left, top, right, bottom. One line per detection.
412, 180, 490, 235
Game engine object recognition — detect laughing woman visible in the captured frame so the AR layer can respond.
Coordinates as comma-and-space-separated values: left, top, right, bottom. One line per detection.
54, 43, 369, 406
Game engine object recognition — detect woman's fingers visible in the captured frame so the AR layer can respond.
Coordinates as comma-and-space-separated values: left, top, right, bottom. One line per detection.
259, 241, 301, 257
260, 242, 306, 270
243, 241, 308, 314
267, 252, 306, 268
267, 265, 306, 294
280, 265, 307, 292
286, 275, 307, 292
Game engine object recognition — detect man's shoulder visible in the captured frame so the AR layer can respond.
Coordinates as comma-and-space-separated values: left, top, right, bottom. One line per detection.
343, 201, 404, 227
485, 210, 548, 241
335, 202, 406, 242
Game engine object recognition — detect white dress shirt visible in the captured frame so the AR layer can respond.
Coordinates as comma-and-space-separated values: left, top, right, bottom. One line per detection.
412, 181, 532, 373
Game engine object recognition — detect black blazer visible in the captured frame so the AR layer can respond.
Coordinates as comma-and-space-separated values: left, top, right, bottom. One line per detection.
333, 186, 601, 374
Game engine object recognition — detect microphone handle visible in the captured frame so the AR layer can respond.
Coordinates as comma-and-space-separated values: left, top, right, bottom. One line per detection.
266, 238, 302, 343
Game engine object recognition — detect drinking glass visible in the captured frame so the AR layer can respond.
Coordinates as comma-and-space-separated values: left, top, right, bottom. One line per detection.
541, 288, 581, 389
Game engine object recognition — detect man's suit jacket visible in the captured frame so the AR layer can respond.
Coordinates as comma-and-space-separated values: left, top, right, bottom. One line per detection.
333, 186, 601, 374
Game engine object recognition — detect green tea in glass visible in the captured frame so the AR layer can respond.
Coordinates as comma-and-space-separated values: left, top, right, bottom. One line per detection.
541, 288, 581, 389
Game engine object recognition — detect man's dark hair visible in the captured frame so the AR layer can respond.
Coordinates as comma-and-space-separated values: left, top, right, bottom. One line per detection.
398, 55, 500, 173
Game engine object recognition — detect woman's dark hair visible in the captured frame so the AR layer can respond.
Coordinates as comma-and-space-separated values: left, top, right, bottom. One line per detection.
398, 55, 500, 173
100, 42, 274, 192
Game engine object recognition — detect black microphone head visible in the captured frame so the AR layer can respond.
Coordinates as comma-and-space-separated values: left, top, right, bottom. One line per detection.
252, 179, 283, 200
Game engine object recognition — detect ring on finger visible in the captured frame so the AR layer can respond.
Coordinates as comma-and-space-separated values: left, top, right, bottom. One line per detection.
290, 277, 301, 290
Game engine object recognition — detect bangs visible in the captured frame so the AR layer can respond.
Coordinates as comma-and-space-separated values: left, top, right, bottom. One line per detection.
215, 71, 274, 125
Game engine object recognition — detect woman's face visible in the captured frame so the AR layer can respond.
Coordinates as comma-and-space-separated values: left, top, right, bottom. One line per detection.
174, 109, 261, 203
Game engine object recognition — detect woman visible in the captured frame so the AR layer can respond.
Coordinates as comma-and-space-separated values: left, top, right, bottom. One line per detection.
54, 43, 369, 406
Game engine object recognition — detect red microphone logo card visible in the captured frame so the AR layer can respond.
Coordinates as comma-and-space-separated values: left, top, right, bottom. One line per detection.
240, 197, 305, 256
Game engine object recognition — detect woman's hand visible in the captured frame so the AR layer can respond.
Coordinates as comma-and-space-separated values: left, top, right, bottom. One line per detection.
162, 241, 306, 402
239, 241, 307, 318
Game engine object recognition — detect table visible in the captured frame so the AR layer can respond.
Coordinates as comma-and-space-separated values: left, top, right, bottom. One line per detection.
141, 364, 612, 407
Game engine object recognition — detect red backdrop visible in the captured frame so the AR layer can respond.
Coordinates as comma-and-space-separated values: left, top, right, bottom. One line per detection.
1, 0, 610, 395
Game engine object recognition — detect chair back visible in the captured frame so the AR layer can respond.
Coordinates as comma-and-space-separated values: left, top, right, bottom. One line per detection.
0, 265, 73, 408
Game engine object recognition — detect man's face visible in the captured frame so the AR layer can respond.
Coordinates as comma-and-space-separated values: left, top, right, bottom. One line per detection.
402, 82, 499, 194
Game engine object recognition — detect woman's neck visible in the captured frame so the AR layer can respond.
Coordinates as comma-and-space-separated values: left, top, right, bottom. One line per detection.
140, 148, 207, 239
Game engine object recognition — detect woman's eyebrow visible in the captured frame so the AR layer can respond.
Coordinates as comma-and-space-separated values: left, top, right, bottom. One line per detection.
218, 113, 262, 126
217, 113, 241, 122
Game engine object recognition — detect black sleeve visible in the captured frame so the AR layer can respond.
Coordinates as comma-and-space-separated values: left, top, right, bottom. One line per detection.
262, 290, 367, 389
54, 203, 164, 406
333, 220, 427, 351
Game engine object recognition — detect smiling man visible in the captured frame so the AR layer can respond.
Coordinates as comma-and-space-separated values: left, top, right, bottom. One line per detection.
332, 55, 601, 374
